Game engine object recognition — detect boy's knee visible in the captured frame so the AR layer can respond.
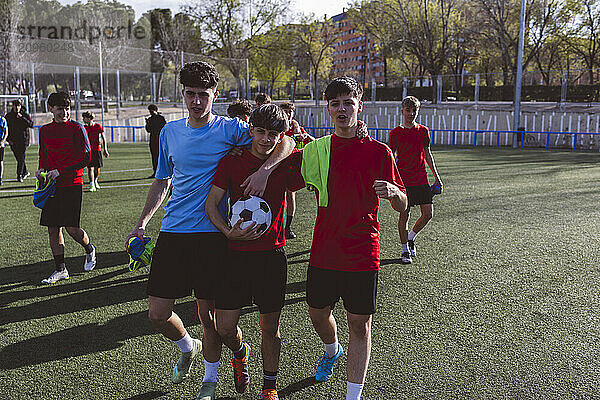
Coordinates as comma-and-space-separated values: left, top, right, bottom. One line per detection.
147, 309, 171, 325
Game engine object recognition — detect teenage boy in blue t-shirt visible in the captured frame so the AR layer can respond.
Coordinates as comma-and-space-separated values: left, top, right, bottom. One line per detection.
125, 61, 294, 400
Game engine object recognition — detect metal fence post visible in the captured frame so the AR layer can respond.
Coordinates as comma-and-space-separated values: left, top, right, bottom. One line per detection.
560, 71, 567, 109
474, 73, 480, 105
74, 66, 81, 121
28, 62, 37, 124
402, 77, 408, 99
116, 69, 121, 119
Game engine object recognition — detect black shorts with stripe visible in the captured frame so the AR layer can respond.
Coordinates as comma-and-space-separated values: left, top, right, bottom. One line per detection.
406, 184, 433, 208
146, 232, 227, 300
306, 265, 378, 315
88, 150, 103, 168
40, 185, 82, 227
215, 247, 288, 314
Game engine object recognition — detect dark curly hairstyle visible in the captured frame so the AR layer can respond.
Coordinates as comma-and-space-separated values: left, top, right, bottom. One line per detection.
249, 104, 289, 133
179, 61, 219, 89
279, 101, 295, 111
254, 93, 271, 106
324, 76, 363, 101
47, 92, 71, 107
227, 99, 253, 119
401, 96, 420, 109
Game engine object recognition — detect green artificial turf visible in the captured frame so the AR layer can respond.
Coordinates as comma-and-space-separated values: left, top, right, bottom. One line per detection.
1, 144, 599, 399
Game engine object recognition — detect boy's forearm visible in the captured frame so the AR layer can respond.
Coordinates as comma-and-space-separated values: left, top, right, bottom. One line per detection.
136, 179, 170, 228
260, 135, 294, 172
390, 190, 408, 213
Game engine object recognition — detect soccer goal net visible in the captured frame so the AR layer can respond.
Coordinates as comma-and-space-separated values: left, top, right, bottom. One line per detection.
0, 94, 30, 115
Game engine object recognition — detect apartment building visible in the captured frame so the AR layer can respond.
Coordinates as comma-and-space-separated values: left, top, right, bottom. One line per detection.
330, 11, 385, 87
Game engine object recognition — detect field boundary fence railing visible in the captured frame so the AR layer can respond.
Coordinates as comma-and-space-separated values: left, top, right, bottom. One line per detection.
29, 125, 600, 152
303, 127, 600, 152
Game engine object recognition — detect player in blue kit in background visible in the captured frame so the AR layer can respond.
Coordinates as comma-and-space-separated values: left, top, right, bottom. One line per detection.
125, 62, 295, 400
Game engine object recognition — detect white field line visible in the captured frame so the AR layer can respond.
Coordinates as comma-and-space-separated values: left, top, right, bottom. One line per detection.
0, 181, 152, 194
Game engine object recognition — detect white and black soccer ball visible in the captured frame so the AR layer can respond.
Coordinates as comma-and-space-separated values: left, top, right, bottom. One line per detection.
230, 195, 272, 234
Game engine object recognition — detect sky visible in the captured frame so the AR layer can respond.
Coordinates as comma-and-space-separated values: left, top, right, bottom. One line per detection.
58, 0, 352, 20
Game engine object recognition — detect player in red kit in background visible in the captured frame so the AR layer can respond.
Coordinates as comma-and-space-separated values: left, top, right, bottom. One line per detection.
37, 92, 97, 284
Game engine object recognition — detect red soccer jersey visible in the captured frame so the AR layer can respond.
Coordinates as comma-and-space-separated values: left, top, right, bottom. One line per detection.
212, 150, 305, 251
309, 135, 405, 272
285, 124, 311, 148
85, 123, 103, 151
388, 123, 431, 186
39, 120, 91, 187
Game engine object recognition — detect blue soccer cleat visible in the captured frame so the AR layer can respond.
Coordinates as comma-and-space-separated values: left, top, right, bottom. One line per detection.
431, 184, 443, 196
127, 236, 155, 271
33, 172, 56, 209
315, 344, 343, 382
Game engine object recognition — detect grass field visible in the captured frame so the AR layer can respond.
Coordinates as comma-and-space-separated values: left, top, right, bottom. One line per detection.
1, 144, 600, 400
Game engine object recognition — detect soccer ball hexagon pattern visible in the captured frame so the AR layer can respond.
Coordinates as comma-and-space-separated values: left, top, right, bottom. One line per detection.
230, 195, 272, 234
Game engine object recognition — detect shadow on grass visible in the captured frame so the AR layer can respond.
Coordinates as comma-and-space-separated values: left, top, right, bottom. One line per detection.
279, 376, 319, 398
121, 390, 167, 400
0, 193, 32, 200
0, 309, 155, 369
0, 250, 130, 288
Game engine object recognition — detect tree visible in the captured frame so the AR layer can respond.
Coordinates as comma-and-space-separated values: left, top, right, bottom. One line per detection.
249, 26, 296, 95
295, 15, 336, 105
561, 0, 600, 84
182, 0, 290, 97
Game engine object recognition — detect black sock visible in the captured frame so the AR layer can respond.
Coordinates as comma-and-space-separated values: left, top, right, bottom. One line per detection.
233, 343, 247, 359
84, 242, 94, 254
263, 371, 277, 390
53, 254, 65, 270
285, 215, 293, 230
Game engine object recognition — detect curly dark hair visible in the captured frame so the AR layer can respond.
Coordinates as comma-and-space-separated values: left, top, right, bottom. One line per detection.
401, 96, 421, 109
47, 92, 71, 107
249, 104, 289, 133
227, 99, 253, 119
324, 76, 363, 101
179, 61, 219, 89
279, 101, 295, 111
82, 111, 95, 120
254, 93, 271, 106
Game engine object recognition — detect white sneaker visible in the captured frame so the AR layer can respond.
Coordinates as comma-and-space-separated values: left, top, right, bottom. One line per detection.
84, 245, 97, 271
42, 268, 69, 284
408, 240, 416, 257
94, 180, 101, 189
400, 252, 412, 265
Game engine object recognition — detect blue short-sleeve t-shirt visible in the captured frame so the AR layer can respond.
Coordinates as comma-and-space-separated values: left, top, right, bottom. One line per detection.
155, 115, 251, 232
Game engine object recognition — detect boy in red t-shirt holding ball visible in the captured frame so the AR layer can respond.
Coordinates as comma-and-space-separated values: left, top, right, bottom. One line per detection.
388, 96, 443, 264
82, 111, 109, 192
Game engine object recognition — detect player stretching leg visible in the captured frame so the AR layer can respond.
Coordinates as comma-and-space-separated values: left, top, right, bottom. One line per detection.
125, 62, 294, 400
301, 77, 407, 400
206, 105, 305, 400
37, 92, 96, 284
388, 96, 443, 264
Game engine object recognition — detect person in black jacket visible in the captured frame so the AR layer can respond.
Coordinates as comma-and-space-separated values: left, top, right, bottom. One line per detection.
6, 100, 34, 182
145, 104, 166, 178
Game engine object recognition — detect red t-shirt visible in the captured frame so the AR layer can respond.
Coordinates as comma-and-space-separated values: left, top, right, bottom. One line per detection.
309, 135, 405, 272
39, 120, 91, 187
85, 123, 103, 151
212, 150, 305, 251
388, 123, 431, 186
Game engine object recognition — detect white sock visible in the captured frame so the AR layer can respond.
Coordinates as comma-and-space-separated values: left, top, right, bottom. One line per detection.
324, 341, 339, 358
408, 230, 418, 241
402, 243, 409, 253
203, 359, 220, 382
174, 332, 194, 352
346, 382, 364, 400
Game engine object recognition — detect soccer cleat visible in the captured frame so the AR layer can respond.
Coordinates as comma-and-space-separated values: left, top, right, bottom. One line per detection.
400, 252, 412, 265
261, 389, 279, 400
0, 178, 3, 185
195, 381, 217, 400
23, 172, 30, 180
408, 240, 416, 257
89, 182, 97, 192
84, 245, 97, 271
16, 176, 23, 182
94, 180, 101, 189
172, 338, 202, 384
315, 344, 343, 382
231, 342, 250, 393
41, 268, 70, 284
285, 229, 296, 239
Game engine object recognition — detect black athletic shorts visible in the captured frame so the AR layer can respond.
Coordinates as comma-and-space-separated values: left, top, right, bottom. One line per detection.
40, 185, 82, 227
215, 247, 288, 314
406, 184, 433, 208
88, 150, 103, 168
0, 147, 4, 161
306, 265, 378, 315
147, 232, 226, 300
